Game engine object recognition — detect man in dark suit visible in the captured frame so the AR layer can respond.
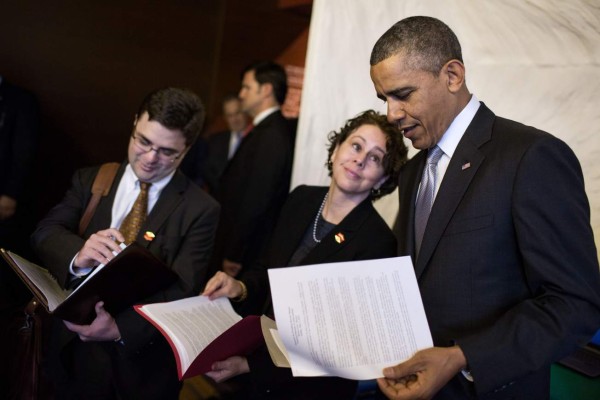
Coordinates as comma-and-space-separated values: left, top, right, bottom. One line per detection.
0, 78, 39, 244
31, 87, 220, 399
369, 16, 600, 399
0, 77, 40, 397
213, 61, 296, 280
202, 94, 251, 195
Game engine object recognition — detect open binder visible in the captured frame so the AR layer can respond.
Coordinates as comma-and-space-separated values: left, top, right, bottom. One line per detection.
1, 242, 178, 324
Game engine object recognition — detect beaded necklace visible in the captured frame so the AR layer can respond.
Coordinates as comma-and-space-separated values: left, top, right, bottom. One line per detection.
312, 193, 328, 243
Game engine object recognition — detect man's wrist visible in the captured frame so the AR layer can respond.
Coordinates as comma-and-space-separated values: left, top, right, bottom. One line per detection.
450, 345, 472, 382
69, 253, 93, 276
450, 345, 467, 369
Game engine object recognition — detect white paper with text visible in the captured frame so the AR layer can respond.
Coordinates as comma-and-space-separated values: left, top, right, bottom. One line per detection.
136, 296, 241, 374
268, 256, 432, 380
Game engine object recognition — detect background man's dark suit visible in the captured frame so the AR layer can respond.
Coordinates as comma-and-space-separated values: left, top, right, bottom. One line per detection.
0, 80, 39, 222
0, 79, 39, 259
179, 135, 208, 188
32, 162, 219, 399
213, 110, 296, 277
394, 102, 600, 399
0, 77, 39, 264
202, 130, 234, 194
236, 185, 397, 399
0, 80, 40, 397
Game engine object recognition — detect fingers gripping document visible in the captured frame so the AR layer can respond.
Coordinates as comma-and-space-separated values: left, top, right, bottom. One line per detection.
267, 256, 432, 380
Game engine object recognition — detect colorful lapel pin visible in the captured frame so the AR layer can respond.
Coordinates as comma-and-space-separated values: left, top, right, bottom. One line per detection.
143, 231, 155, 241
334, 232, 345, 243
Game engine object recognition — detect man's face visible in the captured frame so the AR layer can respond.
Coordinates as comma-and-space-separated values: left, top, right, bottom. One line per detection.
223, 98, 248, 133
238, 70, 264, 117
128, 112, 187, 183
370, 54, 454, 150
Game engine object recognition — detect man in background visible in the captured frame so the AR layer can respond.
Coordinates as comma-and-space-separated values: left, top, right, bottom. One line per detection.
32, 87, 219, 399
212, 61, 296, 282
202, 94, 252, 195
0, 77, 40, 397
370, 16, 600, 399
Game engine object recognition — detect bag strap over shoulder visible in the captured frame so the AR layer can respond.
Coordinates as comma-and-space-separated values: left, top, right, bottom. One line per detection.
78, 162, 120, 236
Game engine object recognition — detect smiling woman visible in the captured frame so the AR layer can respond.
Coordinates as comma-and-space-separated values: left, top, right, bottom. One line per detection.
200, 109, 408, 399
326, 109, 408, 205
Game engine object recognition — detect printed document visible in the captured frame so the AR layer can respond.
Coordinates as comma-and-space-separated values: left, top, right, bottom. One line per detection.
136, 296, 262, 379
268, 256, 432, 380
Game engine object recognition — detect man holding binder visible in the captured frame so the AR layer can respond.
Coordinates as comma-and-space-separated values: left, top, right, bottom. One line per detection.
31, 87, 220, 400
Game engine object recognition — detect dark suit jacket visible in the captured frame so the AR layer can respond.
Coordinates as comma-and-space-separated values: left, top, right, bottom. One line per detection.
394, 102, 600, 399
0, 80, 40, 317
179, 135, 208, 188
32, 162, 220, 399
239, 185, 397, 400
0, 80, 39, 201
202, 130, 234, 194
0, 80, 40, 397
0, 80, 39, 254
214, 110, 296, 272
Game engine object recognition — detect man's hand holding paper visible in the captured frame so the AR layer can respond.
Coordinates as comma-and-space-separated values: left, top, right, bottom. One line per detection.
377, 346, 467, 400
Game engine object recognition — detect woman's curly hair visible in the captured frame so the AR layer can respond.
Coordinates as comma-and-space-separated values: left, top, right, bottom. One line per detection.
326, 110, 408, 200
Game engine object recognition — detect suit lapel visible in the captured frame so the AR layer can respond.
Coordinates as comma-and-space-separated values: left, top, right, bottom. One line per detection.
395, 150, 426, 259
138, 170, 187, 247
415, 103, 495, 278
270, 187, 324, 266
302, 197, 375, 265
223, 111, 280, 174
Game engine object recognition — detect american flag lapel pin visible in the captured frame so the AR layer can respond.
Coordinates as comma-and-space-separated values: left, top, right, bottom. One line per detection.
335, 232, 345, 243
462, 162, 471, 170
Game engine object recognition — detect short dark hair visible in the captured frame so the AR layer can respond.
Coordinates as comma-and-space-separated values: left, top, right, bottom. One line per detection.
326, 110, 408, 200
241, 61, 288, 105
136, 87, 205, 146
370, 16, 463, 75
221, 93, 240, 106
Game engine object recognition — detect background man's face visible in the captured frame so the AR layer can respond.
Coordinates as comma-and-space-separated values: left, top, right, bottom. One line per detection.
223, 98, 248, 132
239, 70, 264, 117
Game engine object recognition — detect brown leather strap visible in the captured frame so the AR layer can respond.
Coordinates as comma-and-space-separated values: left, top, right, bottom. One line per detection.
78, 162, 120, 236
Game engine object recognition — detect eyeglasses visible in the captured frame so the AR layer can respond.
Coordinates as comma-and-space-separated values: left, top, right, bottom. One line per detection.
131, 134, 186, 162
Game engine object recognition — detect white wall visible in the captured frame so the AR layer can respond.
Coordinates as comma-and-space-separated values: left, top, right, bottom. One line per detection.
292, 0, 600, 259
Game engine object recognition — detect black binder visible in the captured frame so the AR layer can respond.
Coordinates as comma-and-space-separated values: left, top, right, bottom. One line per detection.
1, 243, 178, 324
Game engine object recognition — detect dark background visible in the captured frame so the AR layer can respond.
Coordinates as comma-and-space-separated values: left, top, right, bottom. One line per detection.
0, 0, 311, 221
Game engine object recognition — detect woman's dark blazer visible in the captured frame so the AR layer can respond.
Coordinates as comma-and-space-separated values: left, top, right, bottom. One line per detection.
238, 185, 397, 400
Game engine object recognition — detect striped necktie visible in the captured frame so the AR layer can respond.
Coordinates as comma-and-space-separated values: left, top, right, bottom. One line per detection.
120, 181, 151, 244
414, 146, 444, 258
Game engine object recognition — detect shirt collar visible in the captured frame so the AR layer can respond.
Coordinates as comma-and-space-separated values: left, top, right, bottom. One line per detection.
253, 106, 279, 126
437, 94, 480, 158
123, 164, 175, 194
